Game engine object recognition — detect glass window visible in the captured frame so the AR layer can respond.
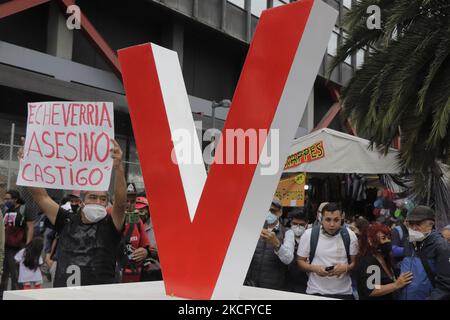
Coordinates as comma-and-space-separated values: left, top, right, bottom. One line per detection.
342, 31, 352, 64
274, 0, 288, 6
228, 0, 245, 9
128, 141, 140, 164
327, 27, 339, 56
356, 49, 365, 69
251, 0, 267, 17
343, 0, 352, 9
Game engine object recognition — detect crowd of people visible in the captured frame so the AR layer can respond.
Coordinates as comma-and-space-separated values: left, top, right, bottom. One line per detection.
245, 199, 450, 300
0, 139, 449, 300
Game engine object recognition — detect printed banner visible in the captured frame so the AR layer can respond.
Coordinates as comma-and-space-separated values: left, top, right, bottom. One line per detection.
275, 173, 306, 207
16, 102, 114, 191
284, 141, 324, 169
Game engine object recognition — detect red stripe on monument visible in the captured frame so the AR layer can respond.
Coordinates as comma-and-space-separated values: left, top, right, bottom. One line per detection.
118, 44, 192, 294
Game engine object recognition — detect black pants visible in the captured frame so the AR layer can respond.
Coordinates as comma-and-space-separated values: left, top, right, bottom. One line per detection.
1, 247, 21, 294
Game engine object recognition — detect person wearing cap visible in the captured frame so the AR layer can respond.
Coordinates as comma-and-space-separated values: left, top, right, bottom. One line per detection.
270, 197, 284, 222
118, 186, 154, 283
68, 191, 82, 212
126, 183, 138, 212
244, 201, 288, 291
135, 197, 155, 249
135, 196, 163, 281
60, 190, 82, 213
398, 205, 450, 300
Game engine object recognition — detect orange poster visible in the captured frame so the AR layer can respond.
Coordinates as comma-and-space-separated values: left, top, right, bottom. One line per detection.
275, 173, 306, 207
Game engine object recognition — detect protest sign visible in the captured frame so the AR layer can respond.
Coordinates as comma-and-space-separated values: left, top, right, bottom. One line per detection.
16, 102, 114, 191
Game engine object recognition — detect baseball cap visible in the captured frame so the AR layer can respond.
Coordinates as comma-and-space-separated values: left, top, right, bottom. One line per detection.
135, 197, 149, 209
271, 197, 282, 210
127, 183, 137, 195
407, 205, 435, 222
68, 190, 81, 198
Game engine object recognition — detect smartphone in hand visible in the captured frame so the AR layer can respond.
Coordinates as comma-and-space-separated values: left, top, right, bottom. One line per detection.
325, 266, 335, 272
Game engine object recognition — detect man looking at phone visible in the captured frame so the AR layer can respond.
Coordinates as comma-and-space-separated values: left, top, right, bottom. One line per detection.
297, 202, 358, 299
245, 200, 288, 290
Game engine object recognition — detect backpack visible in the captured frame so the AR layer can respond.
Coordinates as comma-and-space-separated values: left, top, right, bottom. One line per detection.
394, 224, 409, 244
309, 224, 351, 264
4, 205, 26, 248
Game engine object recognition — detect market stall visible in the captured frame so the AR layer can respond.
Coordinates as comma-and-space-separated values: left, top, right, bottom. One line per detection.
278, 128, 401, 220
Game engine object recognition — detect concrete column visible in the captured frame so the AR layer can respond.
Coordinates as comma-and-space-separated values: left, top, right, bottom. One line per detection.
193, 0, 199, 19
46, 1, 73, 60
162, 22, 185, 68
221, 0, 227, 31
245, 0, 252, 42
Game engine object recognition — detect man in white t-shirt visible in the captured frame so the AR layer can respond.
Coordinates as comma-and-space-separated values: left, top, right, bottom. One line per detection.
297, 202, 358, 300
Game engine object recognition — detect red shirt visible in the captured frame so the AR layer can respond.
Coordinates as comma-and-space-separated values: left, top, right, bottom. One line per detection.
122, 219, 151, 250
106, 208, 151, 250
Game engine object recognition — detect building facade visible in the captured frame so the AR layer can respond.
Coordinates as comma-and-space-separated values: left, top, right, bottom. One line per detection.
0, 0, 364, 200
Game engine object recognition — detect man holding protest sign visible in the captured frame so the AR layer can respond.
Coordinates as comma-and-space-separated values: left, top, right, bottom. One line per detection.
16, 101, 127, 287
18, 138, 126, 287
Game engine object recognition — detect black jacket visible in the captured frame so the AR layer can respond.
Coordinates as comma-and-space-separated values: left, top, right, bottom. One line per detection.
245, 224, 287, 291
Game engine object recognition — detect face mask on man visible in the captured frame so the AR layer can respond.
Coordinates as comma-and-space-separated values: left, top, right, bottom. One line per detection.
265, 212, 279, 232
291, 225, 306, 238
82, 204, 107, 223
408, 228, 427, 242
266, 212, 278, 225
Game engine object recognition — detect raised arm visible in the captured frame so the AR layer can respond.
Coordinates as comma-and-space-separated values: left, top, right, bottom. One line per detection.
110, 139, 127, 232
28, 188, 59, 226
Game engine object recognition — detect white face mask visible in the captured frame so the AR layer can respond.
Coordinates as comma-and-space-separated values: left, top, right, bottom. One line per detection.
291, 225, 306, 238
266, 212, 278, 225
408, 228, 426, 242
82, 204, 107, 223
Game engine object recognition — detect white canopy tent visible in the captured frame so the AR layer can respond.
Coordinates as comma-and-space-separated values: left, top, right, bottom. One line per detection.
284, 128, 401, 174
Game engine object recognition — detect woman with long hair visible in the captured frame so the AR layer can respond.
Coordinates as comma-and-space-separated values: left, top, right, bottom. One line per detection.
14, 237, 44, 289
355, 223, 413, 300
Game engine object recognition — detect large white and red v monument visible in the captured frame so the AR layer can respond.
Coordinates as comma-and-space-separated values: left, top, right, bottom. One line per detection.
118, 0, 337, 300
